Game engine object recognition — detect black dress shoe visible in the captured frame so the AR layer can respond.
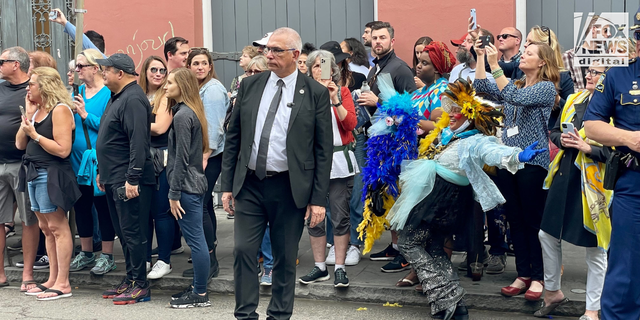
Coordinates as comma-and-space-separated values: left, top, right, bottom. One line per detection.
432, 301, 469, 320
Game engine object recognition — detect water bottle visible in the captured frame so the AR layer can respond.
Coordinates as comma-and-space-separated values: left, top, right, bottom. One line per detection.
361, 81, 370, 93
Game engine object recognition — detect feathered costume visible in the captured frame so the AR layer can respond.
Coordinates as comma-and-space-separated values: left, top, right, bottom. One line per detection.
356, 73, 420, 254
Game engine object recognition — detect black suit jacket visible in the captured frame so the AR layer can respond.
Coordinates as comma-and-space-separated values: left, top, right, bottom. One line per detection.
221, 70, 333, 209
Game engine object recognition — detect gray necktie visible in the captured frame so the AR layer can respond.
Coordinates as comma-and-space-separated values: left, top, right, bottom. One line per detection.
255, 79, 284, 180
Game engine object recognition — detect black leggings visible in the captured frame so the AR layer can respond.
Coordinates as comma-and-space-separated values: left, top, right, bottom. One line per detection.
74, 184, 115, 241
202, 153, 223, 251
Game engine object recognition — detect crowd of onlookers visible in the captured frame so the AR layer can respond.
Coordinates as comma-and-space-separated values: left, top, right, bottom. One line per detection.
0, 5, 639, 320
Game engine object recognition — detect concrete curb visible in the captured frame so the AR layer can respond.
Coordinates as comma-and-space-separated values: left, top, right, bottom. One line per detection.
6, 267, 585, 317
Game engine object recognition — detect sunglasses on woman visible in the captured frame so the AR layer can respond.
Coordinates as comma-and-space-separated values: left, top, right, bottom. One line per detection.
150, 67, 167, 75
539, 26, 552, 46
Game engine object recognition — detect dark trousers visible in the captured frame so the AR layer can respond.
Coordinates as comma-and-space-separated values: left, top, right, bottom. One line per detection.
486, 206, 508, 256
177, 192, 209, 294
234, 172, 306, 320
74, 185, 115, 241
203, 153, 223, 249
105, 183, 152, 283
496, 165, 547, 280
601, 171, 640, 320
147, 168, 174, 263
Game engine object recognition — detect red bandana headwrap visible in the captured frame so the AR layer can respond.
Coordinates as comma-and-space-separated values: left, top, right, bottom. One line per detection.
423, 41, 457, 75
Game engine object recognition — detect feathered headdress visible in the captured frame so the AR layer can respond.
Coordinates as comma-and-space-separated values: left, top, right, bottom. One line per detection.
440, 78, 504, 136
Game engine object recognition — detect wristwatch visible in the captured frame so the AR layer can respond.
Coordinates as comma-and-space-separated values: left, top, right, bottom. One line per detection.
34, 134, 41, 144
332, 102, 342, 107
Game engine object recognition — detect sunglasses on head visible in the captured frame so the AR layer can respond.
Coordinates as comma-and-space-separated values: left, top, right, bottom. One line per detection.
150, 67, 167, 75
497, 34, 518, 40
539, 26, 552, 46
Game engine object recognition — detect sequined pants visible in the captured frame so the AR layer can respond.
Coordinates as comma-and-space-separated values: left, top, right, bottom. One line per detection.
398, 223, 464, 315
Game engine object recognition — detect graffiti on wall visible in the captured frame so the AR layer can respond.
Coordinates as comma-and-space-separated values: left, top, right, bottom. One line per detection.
114, 21, 175, 70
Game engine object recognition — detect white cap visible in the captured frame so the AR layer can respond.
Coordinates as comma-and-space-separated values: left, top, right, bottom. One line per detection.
253, 32, 273, 46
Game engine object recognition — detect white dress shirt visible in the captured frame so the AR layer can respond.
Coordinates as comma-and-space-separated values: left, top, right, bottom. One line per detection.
248, 70, 298, 172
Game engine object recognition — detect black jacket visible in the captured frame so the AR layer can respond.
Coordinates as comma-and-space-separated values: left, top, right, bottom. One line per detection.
541, 97, 608, 247
221, 71, 333, 208
366, 50, 416, 109
167, 103, 207, 200
96, 81, 155, 186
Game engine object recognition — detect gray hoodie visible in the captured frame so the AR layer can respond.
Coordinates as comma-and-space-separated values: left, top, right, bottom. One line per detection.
166, 102, 207, 200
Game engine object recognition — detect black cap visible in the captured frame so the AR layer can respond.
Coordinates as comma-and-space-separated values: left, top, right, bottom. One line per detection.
319, 41, 350, 64
632, 8, 640, 30
96, 53, 139, 76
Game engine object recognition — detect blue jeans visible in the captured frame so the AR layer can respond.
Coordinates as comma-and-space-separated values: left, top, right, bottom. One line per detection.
177, 192, 209, 294
27, 169, 57, 213
259, 225, 273, 269
147, 168, 174, 263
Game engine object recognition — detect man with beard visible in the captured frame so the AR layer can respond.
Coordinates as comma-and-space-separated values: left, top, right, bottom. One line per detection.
362, 21, 381, 67
449, 33, 495, 84
357, 21, 417, 274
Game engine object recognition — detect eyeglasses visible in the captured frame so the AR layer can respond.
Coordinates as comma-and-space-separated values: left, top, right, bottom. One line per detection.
0, 59, 16, 65
247, 69, 263, 75
539, 26, 552, 46
497, 34, 518, 40
586, 69, 604, 77
264, 47, 296, 56
150, 67, 167, 75
75, 63, 93, 70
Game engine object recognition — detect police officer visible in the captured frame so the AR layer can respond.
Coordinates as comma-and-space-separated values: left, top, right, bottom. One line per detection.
583, 10, 640, 320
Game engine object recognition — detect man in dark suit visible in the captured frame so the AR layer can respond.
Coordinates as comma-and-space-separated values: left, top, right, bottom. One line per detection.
221, 27, 333, 320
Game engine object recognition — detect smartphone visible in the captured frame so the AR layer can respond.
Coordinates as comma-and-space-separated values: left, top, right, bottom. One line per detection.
72, 83, 79, 97
116, 185, 140, 202
19, 105, 26, 119
320, 58, 331, 80
49, 10, 58, 21
480, 35, 491, 48
561, 122, 576, 135
470, 9, 477, 30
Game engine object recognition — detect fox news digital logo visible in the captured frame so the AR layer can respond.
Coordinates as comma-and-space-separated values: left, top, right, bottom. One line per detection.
573, 12, 629, 67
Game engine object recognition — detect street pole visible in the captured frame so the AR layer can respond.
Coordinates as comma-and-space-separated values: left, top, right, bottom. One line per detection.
73, 0, 85, 86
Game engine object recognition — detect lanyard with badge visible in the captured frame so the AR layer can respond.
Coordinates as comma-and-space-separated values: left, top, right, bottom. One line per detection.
506, 105, 519, 137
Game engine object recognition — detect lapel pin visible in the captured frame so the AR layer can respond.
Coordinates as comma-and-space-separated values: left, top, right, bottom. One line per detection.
299, 89, 305, 95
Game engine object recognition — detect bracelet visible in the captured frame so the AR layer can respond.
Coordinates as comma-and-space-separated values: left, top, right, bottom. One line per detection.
491, 68, 504, 79
332, 102, 342, 107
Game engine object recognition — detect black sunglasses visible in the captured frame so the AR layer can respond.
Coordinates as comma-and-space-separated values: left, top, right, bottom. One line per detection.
539, 26, 552, 46
75, 63, 94, 70
497, 34, 518, 40
150, 67, 167, 75
0, 59, 16, 65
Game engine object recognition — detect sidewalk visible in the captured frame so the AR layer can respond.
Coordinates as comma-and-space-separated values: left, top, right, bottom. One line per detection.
4, 209, 590, 317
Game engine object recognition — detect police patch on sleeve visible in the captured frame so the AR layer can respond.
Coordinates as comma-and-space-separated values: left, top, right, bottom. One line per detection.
595, 73, 605, 93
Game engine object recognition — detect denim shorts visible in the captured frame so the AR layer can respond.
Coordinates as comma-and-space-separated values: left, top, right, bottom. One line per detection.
27, 169, 58, 213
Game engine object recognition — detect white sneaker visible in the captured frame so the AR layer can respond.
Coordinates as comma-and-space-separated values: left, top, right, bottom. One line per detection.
345, 246, 361, 266
325, 246, 336, 265
147, 260, 172, 279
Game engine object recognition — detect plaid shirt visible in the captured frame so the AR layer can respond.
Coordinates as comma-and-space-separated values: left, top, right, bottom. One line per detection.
563, 49, 585, 92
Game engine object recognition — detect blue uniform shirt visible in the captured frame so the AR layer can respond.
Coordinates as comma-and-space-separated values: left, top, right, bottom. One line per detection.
584, 59, 640, 159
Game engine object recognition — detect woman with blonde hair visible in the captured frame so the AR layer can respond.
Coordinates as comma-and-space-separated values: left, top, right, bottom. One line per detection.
163, 68, 211, 308
513, 26, 574, 127
185, 48, 229, 280
67, 49, 117, 275
16, 67, 81, 300
138, 55, 178, 280
475, 40, 559, 302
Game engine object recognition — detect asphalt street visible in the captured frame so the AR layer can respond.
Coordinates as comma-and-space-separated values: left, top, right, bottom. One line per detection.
0, 286, 576, 320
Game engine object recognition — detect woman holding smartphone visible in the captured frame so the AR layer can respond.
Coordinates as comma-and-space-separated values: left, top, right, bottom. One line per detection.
535, 63, 609, 320
163, 68, 211, 308
16, 67, 81, 300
